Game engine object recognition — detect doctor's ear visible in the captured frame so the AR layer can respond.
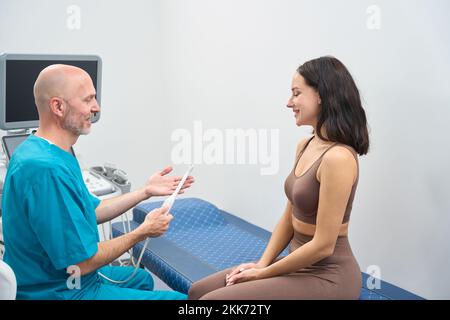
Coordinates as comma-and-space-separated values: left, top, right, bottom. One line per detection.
49, 97, 65, 118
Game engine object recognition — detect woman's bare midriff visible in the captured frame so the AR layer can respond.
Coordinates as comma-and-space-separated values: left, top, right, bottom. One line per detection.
292, 214, 349, 237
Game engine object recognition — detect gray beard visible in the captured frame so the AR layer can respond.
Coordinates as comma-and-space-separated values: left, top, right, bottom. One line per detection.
62, 114, 90, 136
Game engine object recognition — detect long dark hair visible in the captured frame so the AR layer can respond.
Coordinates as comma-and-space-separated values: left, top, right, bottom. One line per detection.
297, 56, 369, 155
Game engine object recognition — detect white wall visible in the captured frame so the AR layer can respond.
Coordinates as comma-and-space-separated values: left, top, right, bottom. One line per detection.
1, 0, 449, 299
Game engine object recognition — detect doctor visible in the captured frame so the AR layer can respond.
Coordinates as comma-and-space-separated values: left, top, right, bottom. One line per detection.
2, 64, 194, 300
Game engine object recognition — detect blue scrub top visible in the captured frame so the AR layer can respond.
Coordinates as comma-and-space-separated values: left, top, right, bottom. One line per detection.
2, 135, 101, 299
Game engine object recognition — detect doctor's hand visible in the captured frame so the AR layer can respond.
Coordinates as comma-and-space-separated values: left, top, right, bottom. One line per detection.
142, 166, 195, 198
134, 206, 173, 239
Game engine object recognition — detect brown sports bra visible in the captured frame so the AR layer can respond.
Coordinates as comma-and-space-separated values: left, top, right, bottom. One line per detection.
284, 136, 359, 225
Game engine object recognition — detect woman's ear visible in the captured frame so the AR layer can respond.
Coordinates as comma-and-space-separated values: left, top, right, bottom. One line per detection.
316, 91, 322, 105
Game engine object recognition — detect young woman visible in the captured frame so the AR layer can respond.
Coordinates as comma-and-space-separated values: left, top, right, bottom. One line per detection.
188, 56, 370, 299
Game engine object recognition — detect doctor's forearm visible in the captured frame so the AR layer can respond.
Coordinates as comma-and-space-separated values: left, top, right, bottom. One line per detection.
95, 189, 148, 224
76, 230, 144, 276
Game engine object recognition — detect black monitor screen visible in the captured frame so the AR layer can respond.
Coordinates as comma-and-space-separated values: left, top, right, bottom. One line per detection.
5, 60, 98, 123
1, 133, 75, 160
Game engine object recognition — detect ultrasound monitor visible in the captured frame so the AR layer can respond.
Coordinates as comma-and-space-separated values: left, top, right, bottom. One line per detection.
0, 53, 102, 130
1, 133, 75, 162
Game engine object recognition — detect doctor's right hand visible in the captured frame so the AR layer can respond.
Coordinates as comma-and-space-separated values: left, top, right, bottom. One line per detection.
134, 206, 173, 239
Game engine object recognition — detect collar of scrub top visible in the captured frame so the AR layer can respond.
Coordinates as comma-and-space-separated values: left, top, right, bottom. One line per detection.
39, 136, 54, 145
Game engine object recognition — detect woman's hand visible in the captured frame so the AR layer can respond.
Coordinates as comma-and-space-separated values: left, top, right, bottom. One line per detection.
226, 267, 266, 286
142, 166, 194, 198
225, 262, 266, 286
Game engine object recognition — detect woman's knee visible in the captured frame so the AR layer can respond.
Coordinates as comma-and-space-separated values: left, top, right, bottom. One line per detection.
187, 281, 201, 300
198, 290, 224, 300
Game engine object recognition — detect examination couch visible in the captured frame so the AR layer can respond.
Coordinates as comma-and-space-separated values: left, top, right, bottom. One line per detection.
111, 198, 423, 300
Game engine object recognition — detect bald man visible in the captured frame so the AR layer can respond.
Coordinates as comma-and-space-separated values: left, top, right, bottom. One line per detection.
2, 65, 193, 300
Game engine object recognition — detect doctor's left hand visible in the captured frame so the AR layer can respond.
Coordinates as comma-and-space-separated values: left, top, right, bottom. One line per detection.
143, 166, 195, 198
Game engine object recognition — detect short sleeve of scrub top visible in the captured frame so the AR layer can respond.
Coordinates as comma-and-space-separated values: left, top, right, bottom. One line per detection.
26, 169, 99, 271
89, 193, 101, 210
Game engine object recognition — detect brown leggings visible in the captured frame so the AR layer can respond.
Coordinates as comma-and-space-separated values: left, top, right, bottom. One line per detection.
188, 233, 361, 300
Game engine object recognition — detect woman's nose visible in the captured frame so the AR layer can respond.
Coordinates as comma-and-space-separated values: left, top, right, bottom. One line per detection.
286, 99, 294, 108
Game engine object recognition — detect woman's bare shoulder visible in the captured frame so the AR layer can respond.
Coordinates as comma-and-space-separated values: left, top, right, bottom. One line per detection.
320, 146, 358, 182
